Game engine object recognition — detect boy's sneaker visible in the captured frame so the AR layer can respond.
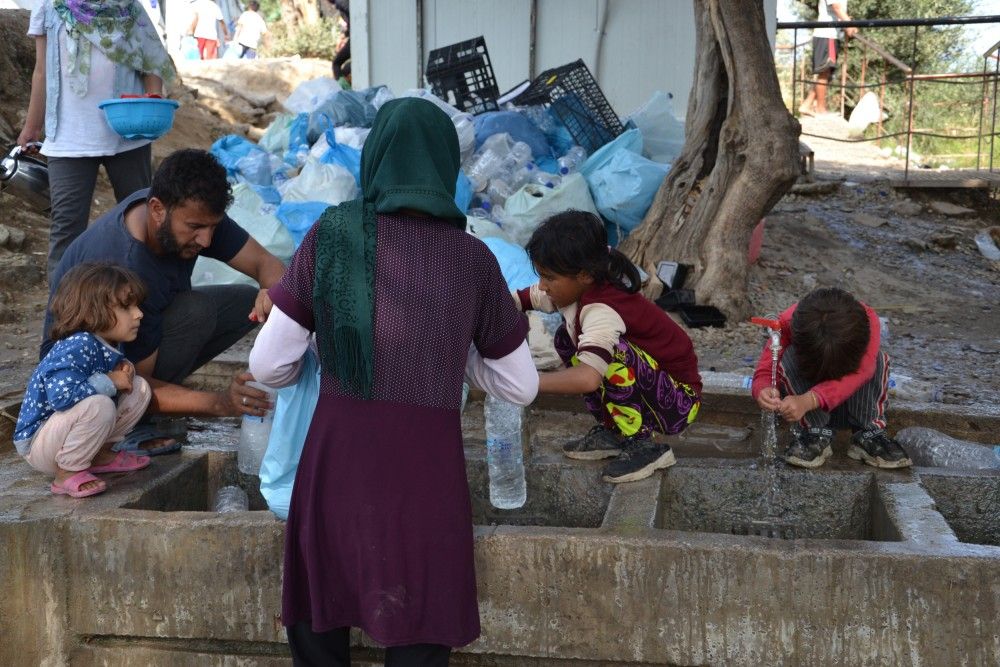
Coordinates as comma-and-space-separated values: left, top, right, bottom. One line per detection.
601, 436, 676, 483
784, 426, 834, 468
848, 429, 913, 469
562, 425, 622, 460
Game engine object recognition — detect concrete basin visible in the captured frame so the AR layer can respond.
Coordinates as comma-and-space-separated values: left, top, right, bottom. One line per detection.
919, 469, 1000, 547
655, 463, 900, 541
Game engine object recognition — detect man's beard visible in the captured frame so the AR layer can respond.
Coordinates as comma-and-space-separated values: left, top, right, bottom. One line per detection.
156, 212, 184, 257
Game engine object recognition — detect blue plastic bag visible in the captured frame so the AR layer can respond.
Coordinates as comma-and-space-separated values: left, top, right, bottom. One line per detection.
283, 113, 310, 166
276, 201, 329, 246
579, 128, 644, 178
454, 170, 473, 212
473, 111, 551, 159
481, 236, 538, 290
585, 148, 669, 236
210, 134, 264, 179
319, 129, 362, 185
260, 350, 321, 520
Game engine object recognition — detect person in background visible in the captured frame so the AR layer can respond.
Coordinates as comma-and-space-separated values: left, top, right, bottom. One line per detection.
17, 0, 176, 277
516, 211, 702, 484
188, 0, 229, 60
44, 149, 286, 451
331, 0, 350, 85
15, 264, 154, 499
233, 0, 268, 59
799, 0, 857, 117
249, 98, 536, 666
752, 287, 912, 470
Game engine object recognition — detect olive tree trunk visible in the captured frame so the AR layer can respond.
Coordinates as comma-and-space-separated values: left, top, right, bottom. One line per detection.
279, 0, 321, 26
621, 0, 801, 321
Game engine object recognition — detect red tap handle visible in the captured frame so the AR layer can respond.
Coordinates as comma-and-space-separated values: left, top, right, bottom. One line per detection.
750, 317, 781, 330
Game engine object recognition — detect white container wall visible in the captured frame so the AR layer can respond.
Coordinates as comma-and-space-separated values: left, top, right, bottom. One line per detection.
352, 0, 778, 118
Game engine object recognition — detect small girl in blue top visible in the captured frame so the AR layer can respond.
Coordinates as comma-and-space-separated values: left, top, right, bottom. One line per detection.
15, 263, 154, 498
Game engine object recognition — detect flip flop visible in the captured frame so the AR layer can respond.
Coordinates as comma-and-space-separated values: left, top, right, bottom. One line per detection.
88, 450, 151, 474
51, 470, 106, 498
113, 424, 181, 456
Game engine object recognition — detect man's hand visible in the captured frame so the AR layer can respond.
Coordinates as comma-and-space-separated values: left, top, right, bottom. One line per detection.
108, 360, 135, 393
844, 26, 858, 38
777, 392, 817, 423
17, 125, 42, 152
249, 288, 273, 323
756, 387, 781, 412
217, 371, 272, 417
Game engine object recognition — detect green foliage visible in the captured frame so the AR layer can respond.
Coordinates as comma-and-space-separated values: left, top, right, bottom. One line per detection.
262, 17, 339, 60
257, 0, 283, 24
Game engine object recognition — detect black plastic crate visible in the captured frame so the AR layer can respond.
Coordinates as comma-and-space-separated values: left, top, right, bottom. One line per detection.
512, 59, 624, 154
425, 37, 500, 115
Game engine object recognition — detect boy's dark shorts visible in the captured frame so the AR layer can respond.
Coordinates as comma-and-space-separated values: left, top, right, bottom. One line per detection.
811, 36, 840, 74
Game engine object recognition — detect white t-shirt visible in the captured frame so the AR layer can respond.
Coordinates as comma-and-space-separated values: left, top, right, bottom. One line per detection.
192, 0, 224, 41
236, 10, 267, 49
815, 0, 846, 39
29, 4, 150, 158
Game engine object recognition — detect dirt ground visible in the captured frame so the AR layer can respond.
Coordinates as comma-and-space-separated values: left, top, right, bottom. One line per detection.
1, 8, 998, 414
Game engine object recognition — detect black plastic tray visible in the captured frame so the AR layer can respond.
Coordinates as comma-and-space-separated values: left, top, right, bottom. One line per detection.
678, 304, 727, 328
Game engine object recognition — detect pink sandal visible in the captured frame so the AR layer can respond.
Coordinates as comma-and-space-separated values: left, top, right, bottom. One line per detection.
88, 450, 151, 474
51, 471, 107, 498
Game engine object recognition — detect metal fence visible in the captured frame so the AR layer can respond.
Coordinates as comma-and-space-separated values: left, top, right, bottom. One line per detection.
776, 15, 1000, 183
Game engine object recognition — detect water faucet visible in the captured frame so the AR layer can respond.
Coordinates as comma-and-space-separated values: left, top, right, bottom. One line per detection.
751, 317, 782, 387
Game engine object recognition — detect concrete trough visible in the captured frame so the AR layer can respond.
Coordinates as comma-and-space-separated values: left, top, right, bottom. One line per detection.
2, 405, 1000, 665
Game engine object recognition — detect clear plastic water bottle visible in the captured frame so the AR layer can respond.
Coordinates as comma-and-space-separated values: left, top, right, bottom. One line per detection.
485, 178, 514, 206
465, 133, 513, 191
214, 485, 249, 513
557, 146, 587, 175
489, 203, 507, 226
484, 394, 526, 509
468, 201, 493, 220
887, 374, 943, 402
238, 381, 277, 475
523, 105, 556, 134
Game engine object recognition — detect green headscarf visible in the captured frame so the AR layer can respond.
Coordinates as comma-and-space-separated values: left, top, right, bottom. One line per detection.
53, 0, 177, 97
313, 97, 466, 399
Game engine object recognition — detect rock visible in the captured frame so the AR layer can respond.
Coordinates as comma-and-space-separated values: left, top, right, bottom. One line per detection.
929, 200, 975, 217
0, 225, 8, 247
852, 212, 887, 228
891, 199, 923, 217
927, 232, 958, 250
802, 273, 818, 289
5, 227, 26, 250
903, 237, 929, 252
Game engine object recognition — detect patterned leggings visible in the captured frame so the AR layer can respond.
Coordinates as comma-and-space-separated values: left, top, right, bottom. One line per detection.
554, 327, 700, 439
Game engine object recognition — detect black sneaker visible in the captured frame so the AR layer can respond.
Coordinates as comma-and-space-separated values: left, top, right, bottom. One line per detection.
601, 437, 676, 483
562, 425, 623, 460
784, 426, 834, 468
848, 429, 913, 469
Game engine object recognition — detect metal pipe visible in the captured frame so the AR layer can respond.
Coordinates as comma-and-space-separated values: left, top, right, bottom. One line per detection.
904, 25, 919, 184
778, 15, 1000, 30
415, 0, 424, 87
592, 0, 610, 82
852, 34, 912, 73
529, 0, 537, 79
991, 52, 999, 172
977, 55, 986, 170
877, 67, 886, 146
792, 27, 798, 114
840, 39, 849, 117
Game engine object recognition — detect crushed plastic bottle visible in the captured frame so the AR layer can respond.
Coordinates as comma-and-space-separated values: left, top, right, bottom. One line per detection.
465, 133, 513, 192
484, 394, 527, 509
699, 370, 753, 391
485, 178, 515, 206
896, 427, 1000, 469
557, 146, 587, 175
214, 485, 249, 513
887, 374, 943, 402
523, 105, 556, 134
974, 229, 1000, 261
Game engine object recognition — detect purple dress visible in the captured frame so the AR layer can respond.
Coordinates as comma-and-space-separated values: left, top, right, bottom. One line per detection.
269, 213, 528, 647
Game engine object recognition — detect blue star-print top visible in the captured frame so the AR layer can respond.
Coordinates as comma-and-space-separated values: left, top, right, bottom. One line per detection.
14, 332, 123, 455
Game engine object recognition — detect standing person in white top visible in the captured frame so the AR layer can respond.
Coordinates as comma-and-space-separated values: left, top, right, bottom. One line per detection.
17, 0, 176, 277
233, 1, 268, 59
799, 0, 857, 117
188, 0, 229, 60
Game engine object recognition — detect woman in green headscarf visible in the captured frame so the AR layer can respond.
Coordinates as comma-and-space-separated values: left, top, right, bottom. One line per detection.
18, 0, 176, 276
250, 98, 537, 665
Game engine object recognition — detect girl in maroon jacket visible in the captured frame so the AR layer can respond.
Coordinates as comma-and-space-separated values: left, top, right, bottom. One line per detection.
516, 211, 701, 483
751, 287, 911, 469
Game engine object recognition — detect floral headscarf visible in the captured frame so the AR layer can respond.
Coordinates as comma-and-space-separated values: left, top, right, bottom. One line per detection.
53, 0, 176, 97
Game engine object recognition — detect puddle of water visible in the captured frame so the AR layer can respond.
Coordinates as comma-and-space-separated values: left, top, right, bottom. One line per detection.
180, 417, 240, 453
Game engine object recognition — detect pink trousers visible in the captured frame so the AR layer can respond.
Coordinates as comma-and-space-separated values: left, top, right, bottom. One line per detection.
24, 377, 151, 475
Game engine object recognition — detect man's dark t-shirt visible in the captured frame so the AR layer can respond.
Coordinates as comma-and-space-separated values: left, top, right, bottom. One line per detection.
43, 188, 250, 362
